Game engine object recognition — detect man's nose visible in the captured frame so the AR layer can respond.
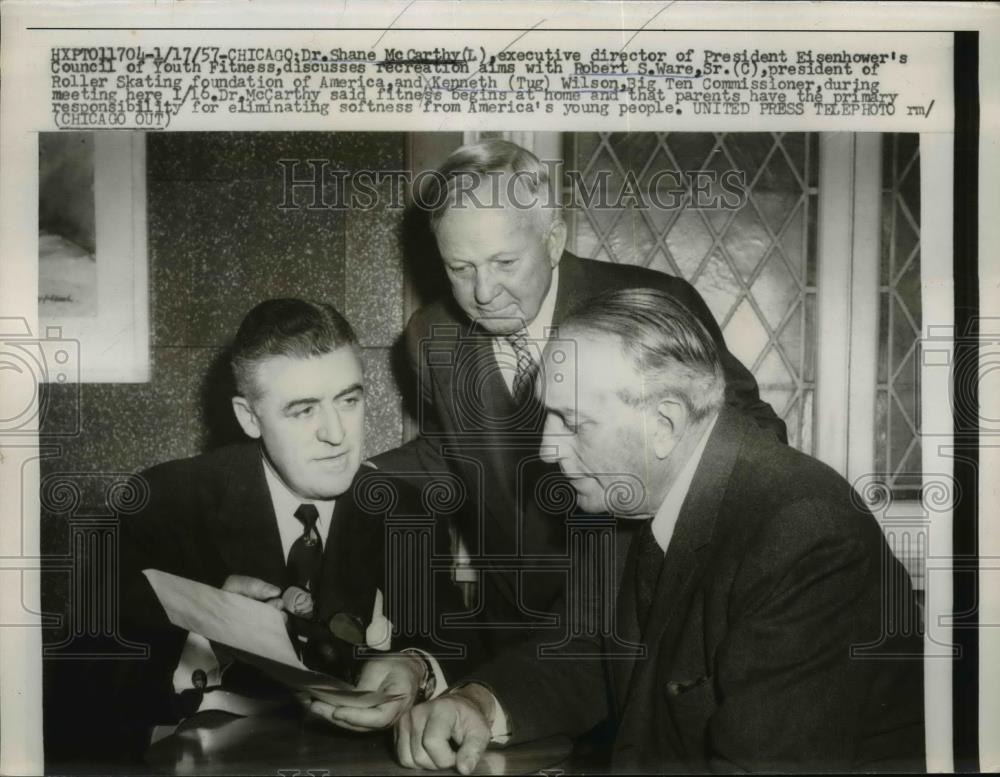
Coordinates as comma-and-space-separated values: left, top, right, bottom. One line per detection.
317, 407, 345, 445
473, 267, 499, 305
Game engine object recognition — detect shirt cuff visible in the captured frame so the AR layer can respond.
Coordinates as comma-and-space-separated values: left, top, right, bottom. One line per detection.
489, 694, 511, 744
406, 648, 447, 700
451, 682, 511, 744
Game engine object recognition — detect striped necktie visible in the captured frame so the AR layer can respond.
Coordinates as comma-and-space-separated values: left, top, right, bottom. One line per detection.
288, 503, 323, 592
505, 328, 539, 405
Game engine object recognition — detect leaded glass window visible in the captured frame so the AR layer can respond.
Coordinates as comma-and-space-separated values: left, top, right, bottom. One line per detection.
876, 134, 922, 500
564, 132, 818, 452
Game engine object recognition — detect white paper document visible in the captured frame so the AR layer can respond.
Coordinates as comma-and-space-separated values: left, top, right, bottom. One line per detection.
142, 569, 403, 708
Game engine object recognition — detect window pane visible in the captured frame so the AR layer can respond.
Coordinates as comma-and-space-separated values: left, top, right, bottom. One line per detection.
876, 134, 922, 501
567, 132, 818, 452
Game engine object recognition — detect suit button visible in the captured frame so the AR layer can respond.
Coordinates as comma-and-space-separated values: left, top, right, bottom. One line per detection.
665, 680, 684, 696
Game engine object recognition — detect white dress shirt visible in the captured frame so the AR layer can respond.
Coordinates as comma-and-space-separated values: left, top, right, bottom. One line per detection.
262, 455, 336, 561
491, 266, 560, 394
488, 412, 720, 742
648, 412, 719, 553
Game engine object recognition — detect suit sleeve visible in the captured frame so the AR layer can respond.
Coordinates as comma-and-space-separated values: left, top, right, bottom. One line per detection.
120, 463, 228, 602
653, 274, 788, 444
706, 501, 915, 772
356, 469, 487, 677
390, 511, 489, 680
112, 462, 222, 730
461, 583, 610, 744
369, 312, 455, 484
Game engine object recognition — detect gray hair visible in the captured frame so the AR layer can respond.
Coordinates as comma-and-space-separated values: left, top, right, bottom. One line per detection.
420, 138, 562, 233
563, 288, 726, 422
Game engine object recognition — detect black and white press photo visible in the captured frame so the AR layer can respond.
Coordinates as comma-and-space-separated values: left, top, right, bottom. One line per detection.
34, 127, 931, 774
0, 3, 995, 775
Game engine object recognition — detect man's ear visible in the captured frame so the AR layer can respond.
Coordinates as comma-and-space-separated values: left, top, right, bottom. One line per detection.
546, 218, 568, 266
652, 397, 689, 460
231, 396, 262, 440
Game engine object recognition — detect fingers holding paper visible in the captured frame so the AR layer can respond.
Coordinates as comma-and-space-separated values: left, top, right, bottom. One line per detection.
307, 654, 423, 732
221, 574, 285, 611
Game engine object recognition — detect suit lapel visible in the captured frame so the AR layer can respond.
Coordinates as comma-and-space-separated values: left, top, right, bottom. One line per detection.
616, 408, 750, 745
429, 261, 590, 615
464, 332, 545, 608
611, 522, 643, 710
433, 325, 542, 594
212, 446, 288, 588
469, 332, 522, 431
315, 466, 381, 626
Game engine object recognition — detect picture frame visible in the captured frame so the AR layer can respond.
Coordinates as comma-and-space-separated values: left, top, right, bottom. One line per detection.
39, 132, 148, 383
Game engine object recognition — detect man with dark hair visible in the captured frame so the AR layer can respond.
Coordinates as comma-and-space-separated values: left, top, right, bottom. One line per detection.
374, 138, 786, 658
115, 298, 470, 750
396, 288, 925, 774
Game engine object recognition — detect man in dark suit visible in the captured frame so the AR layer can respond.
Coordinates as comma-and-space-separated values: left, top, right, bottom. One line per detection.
115, 299, 470, 749
373, 138, 786, 655
396, 288, 925, 774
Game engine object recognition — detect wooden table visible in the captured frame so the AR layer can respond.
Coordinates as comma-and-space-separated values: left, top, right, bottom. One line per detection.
146, 711, 573, 776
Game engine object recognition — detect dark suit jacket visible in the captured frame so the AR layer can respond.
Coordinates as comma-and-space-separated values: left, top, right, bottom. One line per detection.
470, 407, 925, 773
115, 443, 474, 729
374, 252, 786, 653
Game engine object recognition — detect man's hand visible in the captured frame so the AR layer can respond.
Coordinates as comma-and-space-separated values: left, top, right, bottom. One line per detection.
221, 574, 283, 611
395, 683, 494, 774
307, 654, 424, 732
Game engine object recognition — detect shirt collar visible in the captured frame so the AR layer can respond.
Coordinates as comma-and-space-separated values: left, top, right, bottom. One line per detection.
650, 412, 719, 551
261, 452, 336, 535
525, 264, 560, 341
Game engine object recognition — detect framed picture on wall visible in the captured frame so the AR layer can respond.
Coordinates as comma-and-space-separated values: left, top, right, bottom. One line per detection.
38, 131, 149, 383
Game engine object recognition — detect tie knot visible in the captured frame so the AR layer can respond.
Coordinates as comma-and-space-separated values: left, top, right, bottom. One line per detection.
294, 503, 319, 531
505, 329, 530, 352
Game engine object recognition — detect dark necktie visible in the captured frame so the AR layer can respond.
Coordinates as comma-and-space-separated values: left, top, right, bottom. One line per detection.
287, 503, 323, 592
634, 518, 665, 630
505, 329, 539, 405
